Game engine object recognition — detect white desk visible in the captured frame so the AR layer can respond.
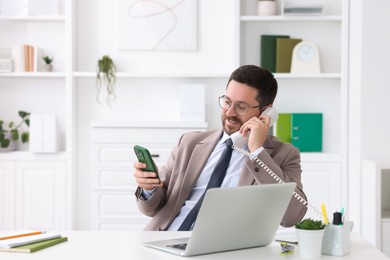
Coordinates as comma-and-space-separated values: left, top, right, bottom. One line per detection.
0, 231, 388, 260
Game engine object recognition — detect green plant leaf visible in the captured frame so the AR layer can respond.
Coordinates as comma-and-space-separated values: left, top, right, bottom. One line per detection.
19, 111, 29, 118
1, 139, 10, 148
11, 129, 19, 141
295, 218, 324, 230
21, 132, 29, 143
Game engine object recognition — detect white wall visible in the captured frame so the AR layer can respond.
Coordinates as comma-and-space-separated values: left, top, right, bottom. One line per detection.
75, 0, 236, 229
349, 0, 390, 233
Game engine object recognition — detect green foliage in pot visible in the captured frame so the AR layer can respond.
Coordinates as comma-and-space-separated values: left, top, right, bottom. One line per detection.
96, 55, 116, 106
0, 111, 30, 149
295, 218, 325, 230
42, 56, 53, 65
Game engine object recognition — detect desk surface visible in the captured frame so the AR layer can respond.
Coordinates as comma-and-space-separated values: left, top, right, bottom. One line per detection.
0, 231, 388, 260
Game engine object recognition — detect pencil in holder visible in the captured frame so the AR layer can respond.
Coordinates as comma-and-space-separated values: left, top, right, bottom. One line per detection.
321, 221, 354, 256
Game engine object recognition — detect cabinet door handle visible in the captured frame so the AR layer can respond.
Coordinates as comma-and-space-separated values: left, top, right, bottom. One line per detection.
151, 154, 160, 158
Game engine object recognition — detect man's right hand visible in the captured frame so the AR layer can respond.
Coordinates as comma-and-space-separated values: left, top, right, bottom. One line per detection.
133, 162, 163, 190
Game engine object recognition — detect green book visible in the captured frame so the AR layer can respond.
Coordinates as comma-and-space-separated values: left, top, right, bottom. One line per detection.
0, 237, 68, 253
275, 113, 291, 143
291, 113, 322, 152
275, 38, 302, 73
260, 35, 290, 72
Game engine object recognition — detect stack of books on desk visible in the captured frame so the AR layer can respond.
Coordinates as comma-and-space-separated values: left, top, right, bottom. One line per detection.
0, 230, 67, 253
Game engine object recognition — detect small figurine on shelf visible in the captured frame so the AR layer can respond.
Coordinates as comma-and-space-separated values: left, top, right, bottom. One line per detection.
42, 56, 54, 72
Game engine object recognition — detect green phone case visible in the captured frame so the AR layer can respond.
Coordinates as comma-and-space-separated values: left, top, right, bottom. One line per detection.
133, 145, 159, 178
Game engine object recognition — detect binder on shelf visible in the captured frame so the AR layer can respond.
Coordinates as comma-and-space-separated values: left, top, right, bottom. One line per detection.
291, 113, 323, 152
275, 38, 302, 73
260, 35, 290, 72
274, 113, 291, 143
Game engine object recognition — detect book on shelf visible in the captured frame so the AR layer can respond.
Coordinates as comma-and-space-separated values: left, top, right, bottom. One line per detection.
0, 232, 61, 249
275, 38, 302, 73
11, 44, 39, 72
0, 237, 67, 253
260, 35, 290, 72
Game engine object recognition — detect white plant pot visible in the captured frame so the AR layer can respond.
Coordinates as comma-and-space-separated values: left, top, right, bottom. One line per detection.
296, 228, 324, 259
257, 1, 276, 16
43, 64, 53, 72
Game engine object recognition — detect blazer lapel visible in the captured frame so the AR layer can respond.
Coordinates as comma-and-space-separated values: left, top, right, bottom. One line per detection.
176, 130, 223, 204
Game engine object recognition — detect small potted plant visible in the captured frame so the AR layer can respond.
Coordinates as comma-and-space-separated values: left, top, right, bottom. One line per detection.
295, 218, 325, 259
0, 111, 30, 152
96, 55, 116, 106
42, 56, 54, 72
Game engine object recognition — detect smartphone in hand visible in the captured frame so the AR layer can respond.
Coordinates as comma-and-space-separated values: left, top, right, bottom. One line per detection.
133, 145, 160, 180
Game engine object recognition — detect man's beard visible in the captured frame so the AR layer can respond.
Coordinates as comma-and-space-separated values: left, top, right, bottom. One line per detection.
222, 115, 243, 135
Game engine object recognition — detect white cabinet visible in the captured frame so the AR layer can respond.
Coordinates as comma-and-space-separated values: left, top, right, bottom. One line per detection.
0, 153, 68, 230
362, 158, 390, 257
91, 122, 208, 231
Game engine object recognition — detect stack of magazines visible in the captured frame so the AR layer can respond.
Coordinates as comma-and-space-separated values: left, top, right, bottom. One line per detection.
0, 230, 67, 253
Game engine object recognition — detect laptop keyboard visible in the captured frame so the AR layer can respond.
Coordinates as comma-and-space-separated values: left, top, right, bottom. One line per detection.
167, 243, 187, 250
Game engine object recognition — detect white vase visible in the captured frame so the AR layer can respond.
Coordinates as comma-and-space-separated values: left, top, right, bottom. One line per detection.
257, 1, 276, 16
43, 64, 53, 72
296, 228, 324, 259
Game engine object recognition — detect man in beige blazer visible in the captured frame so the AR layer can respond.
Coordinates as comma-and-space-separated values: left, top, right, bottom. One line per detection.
133, 65, 307, 231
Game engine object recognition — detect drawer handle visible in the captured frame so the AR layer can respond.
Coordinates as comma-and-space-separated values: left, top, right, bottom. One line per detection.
151, 154, 160, 158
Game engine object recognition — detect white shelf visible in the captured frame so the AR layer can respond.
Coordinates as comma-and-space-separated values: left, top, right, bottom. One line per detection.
241, 15, 342, 22
73, 71, 229, 78
0, 72, 66, 78
0, 15, 65, 22
0, 151, 67, 160
91, 121, 209, 129
275, 73, 341, 79
300, 153, 345, 162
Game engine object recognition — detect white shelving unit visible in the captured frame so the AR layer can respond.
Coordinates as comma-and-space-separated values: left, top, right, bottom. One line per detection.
0, 0, 74, 230
238, 0, 349, 219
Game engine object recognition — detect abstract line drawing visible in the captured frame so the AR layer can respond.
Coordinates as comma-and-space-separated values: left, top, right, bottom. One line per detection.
118, 0, 197, 51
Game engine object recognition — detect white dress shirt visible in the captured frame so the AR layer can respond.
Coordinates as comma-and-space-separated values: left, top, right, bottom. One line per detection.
142, 132, 263, 231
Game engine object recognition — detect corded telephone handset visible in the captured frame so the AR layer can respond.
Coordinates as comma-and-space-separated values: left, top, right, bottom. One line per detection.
230, 106, 322, 219
231, 106, 279, 148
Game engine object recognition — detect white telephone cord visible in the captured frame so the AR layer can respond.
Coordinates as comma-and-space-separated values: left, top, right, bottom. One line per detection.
232, 145, 323, 220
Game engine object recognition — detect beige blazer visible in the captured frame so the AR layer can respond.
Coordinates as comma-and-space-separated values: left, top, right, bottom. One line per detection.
135, 130, 307, 231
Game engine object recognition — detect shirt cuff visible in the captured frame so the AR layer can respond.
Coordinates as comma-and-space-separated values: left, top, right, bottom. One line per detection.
251, 146, 264, 157
141, 187, 157, 200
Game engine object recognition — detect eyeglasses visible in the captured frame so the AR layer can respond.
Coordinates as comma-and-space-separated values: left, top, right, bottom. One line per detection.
218, 95, 261, 116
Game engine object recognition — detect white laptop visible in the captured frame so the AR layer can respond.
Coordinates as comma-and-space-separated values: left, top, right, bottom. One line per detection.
143, 182, 296, 256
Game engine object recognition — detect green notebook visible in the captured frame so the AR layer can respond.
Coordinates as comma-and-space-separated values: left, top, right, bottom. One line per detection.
260, 35, 290, 72
291, 113, 322, 152
0, 237, 68, 253
275, 38, 302, 73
